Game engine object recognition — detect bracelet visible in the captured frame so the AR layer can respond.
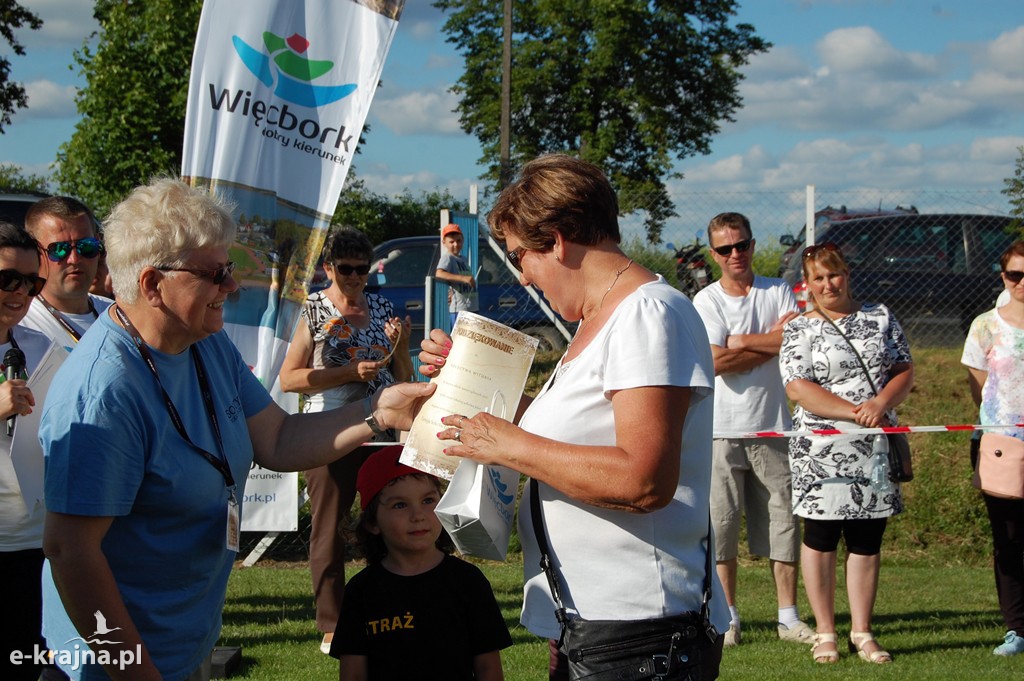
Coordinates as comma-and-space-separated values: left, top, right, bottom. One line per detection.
363, 396, 387, 436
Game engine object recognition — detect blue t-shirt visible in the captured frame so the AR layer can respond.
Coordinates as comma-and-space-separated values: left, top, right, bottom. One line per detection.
40, 311, 273, 680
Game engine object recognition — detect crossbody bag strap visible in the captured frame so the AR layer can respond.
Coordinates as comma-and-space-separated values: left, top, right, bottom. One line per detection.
817, 310, 879, 395
529, 478, 715, 626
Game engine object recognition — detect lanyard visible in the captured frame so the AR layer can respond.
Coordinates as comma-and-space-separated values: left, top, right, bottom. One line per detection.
38, 295, 98, 343
112, 305, 235, 490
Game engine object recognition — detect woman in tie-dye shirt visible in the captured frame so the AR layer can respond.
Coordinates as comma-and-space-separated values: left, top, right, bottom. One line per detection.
961, 239, 1024, 657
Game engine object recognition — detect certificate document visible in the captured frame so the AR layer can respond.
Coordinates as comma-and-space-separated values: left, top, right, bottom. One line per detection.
402, 312, 538, 479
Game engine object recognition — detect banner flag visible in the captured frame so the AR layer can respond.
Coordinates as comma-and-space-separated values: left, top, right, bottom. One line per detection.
181, 0, 405, 531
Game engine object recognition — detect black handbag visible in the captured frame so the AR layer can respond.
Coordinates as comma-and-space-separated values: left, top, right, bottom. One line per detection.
817, 310, 914, 482
529, 479, 719, 681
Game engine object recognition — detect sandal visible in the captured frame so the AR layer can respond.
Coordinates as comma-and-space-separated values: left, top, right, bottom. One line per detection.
849, 631, 892, 663
812, 633, 839, 663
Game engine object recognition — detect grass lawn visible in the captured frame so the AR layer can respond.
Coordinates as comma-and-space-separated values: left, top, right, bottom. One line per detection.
220, 555, 1019, 680
218, 345, 1020, 678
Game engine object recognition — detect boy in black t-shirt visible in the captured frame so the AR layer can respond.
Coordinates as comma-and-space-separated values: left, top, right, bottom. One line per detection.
329, 445, 512, 680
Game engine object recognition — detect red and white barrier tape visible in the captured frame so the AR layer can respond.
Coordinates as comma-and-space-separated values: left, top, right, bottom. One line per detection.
714, 423, 1024, 439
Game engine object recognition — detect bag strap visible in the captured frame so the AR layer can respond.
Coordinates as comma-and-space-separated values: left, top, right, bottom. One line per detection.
815, 309, 880, 396
529, 478, 715, 627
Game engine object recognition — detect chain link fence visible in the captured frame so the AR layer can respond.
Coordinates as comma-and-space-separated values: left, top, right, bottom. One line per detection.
492, 187, 1015, 350
243, 187, 1016, 562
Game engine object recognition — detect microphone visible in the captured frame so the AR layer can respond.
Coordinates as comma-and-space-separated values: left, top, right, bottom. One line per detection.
4, 347, 25, 437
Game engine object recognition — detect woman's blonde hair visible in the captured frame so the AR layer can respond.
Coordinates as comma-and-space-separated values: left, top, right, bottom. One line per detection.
104, 178, 236, 304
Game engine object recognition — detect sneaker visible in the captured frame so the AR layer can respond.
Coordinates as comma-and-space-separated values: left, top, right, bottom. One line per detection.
994, 630, 1024, 656
778, 620, 816, 644
723, 624, 741, 647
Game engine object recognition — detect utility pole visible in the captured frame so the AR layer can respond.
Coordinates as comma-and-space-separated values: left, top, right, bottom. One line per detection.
499, 0, 512, 189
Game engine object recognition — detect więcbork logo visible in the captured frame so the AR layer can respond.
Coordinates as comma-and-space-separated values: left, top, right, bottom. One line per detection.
232, 31, 357, 107
207, 30, 359, 164
488, 467, 515, 505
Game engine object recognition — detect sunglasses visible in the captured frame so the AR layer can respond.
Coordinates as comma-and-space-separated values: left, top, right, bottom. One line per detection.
712, 238, 754, 257
1004, 270, 1024, 284
0, 269, 46, 296
157, 261, 236, 285
802, 242, 841, 259
43, 237, 104, 263
333, 263, 371, 276
506, 246, 526, 273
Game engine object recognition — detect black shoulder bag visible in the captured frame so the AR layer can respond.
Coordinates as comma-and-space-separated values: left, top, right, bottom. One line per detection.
529, 479, 719, 681
817, 311, 914, 482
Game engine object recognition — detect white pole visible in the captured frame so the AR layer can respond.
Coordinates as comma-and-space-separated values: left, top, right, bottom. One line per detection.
806, 184, 816, 247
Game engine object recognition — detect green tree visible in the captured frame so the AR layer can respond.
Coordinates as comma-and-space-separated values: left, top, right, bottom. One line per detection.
1003, 146, 1024, 229
332, 179, 469, 245
434, 0, 769, 243
53, 0, 203, 215
0, 162, 48, 193
0, 0, 42, 133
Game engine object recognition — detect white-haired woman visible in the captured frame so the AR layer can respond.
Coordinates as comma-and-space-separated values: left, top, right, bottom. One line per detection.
40, 178, 433, 681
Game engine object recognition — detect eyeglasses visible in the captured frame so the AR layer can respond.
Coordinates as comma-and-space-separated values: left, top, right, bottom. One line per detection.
802, 242, 840, 259
43, 237, 103, 263
506, 246, 526, 273
157, 261, 236, 285
712, 238, 754, 257
333, 263, 371, 276
0, 269, 46, 296
1004, 270, 1024, 284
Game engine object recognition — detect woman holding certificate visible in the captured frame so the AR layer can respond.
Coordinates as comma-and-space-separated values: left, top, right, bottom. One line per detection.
421, 154, 727, 681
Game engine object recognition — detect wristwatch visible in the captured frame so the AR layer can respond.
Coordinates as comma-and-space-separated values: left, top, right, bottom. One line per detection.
363, 396, 387, 436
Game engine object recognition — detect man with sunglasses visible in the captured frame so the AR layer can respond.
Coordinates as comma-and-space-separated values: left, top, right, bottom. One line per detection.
23, 197, 113, 350
435, 223, 477, 327
693, 212, 809, 648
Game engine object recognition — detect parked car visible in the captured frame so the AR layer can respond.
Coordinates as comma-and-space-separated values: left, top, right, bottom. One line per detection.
786, 213, 1018, 339
778, 205, 918, 281
0, 192, 48, 228
365, 235, 568, 351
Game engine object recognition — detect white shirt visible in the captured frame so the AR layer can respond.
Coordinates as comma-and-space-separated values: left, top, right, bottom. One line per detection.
20, 293, 113, 352
692, 275, 798, 432
517, 277, 728, 638
0, 326, 56, 550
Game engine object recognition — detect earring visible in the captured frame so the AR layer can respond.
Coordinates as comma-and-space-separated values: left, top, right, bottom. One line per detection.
555, 255, 560, 262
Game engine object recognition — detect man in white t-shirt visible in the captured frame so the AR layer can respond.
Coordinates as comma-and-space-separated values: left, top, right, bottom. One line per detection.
693, 212, 809, 647
22, 197, 113, 350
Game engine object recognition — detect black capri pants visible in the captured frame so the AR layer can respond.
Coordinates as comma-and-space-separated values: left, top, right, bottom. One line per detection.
802, 517, 888, 555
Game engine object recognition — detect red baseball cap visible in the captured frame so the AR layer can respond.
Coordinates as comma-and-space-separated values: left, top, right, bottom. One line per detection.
442, 223, 462, 238
356, 445, 424, 510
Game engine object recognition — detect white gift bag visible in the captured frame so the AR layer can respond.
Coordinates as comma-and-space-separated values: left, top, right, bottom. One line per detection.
436, 459, 520, 561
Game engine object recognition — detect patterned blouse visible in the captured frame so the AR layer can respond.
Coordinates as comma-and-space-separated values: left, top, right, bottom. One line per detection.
780, 303, 912, 519
301, 290, 397, 412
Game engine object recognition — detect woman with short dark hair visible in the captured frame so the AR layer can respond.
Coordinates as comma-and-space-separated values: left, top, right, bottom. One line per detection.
279, 226, 411, 654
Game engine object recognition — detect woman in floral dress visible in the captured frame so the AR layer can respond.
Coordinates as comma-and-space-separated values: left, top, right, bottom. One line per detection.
780, 243, 914, 665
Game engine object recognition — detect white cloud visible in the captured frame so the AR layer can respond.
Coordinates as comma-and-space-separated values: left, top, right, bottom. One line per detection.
980, 25, 1024, 76
734, 23, 1024, 134
678, 136, 1016, 195
23, 79, 77, 118
19, 1, 98, 49
371, 88, 463, 135
816, 27, 941, 79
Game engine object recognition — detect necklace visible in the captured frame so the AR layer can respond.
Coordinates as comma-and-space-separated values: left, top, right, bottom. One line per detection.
568, 259, 634, 349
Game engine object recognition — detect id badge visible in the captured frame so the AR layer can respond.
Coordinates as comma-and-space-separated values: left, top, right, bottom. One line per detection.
226, 490, 240, 552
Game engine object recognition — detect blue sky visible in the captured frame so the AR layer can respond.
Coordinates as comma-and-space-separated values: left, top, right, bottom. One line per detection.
2, 0, 1022, 228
